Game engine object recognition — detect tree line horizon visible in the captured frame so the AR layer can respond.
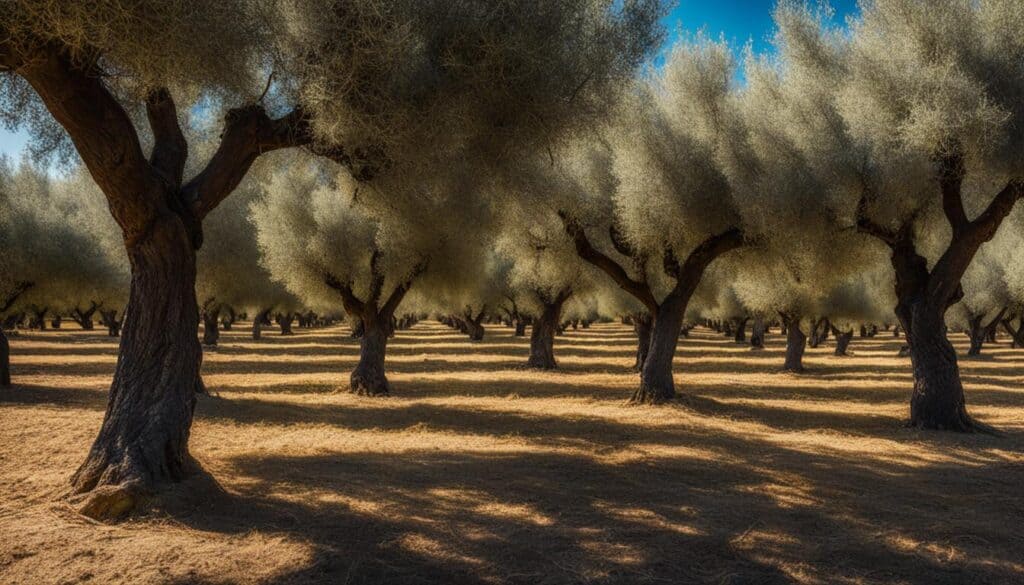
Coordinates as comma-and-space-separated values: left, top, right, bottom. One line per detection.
2, 0, 1024, 520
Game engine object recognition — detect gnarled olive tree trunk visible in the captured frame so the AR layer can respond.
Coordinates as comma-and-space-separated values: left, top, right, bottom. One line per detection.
201, 301, 220, 347
351, 316, 391, 396
527, 292, 570, 370
781, 313, 806, 372
252, 308, 272, 340
902, 301, 973, 430
72, 302, 99, 330
750, 316, 766, 350
632, 312, 652, 372
733, 317, 749, 343
634, 294, 686, 404
70, 218, 202, 518
831, 326, 853, 356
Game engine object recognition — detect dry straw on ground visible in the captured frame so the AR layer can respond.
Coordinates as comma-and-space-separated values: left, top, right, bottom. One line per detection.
1, 322, 1022, 584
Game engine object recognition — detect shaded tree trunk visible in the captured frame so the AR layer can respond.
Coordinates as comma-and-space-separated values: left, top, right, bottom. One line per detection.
99, 310, 121, 337
350, 318, 390, 396
29, 307, 47, 330
903, 303, 973, 431
733, 317, 749, 343
967, 308, 1006, 356
221, 306, 235, 331
72, 303, 99, 330
69, 219, 202, 520
276, 312, 295, 335
1001, 317, 1024, 349
782, 314, 806, 372
632, 312, 653, 372
201, 303, 220, 347
527, 295, 569, 370
514, 319, 528, 337
0, 327, 10, 387
252, 308, 272, 340
51, 316, 63, 329
633, 294, 686, 404
831, 325, 853, 356
750, 316, 766, 350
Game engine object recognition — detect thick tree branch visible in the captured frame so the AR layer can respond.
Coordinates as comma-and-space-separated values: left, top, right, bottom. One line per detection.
854, 187, 898, 246
367, 248, 385, 306
380, 260, 427, 319
15, 45, 157, 230
323, 271, 366, 317
558, 211, 658, 313
937, 150, 968, 237
186, 107, 312, 219
146, 88, 188, 188
928, 179, 1024, 305
1, 281, 34, 314
667, 227, 745, 303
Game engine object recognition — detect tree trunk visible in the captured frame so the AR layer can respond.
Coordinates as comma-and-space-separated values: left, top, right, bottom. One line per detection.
350, 318, 390, 396
733, 317, 749, 343
73, 305, 97, 330
69, 218, 202, 520
51, 316, 63, 329
201, 306, 220, 347
782, 314, 806, 372
1001, 317, 1024, 349
903, 303, 974, 431
276, 313, 294, 335
527, 305, 561, 369
514, 319, 527, 337
221, 306, 235, 331
967, 315, 985, 357
633, 295, 685, 404
1, 327, 10, 387
632, 312, 653, 372
750, 316, 766, 350
252, 308, 271, 340
100, 310, 121, 337
832, 326, 853, 356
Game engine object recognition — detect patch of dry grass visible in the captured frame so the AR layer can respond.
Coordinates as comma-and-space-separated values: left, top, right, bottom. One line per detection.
1, 322, 1023, 584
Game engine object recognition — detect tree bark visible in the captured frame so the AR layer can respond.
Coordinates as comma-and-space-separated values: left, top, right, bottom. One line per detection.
1001, 317, 1024, 349
221, 306, 235, 331
904, 303, 974, 431
201, 303, 220, 347
632, 312, 653, 372
350, 318, 390, 396
69, 218, 202, 520
633, 294, 685, 404
276, 312, 295, 335
100, 310, 121, 337
733, 317, 749, 343
514, 319, 527, 337
252, 308, 272, 340
72, 303, 98, 330
527, 295, 568, 370
750, 316, 766, 350
782, 314, 806, 372
831, 326, 853, 356
1, 327, 10, 387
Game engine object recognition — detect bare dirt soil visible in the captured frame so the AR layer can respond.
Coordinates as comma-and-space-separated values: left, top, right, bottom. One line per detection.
1, 322, 1022, 584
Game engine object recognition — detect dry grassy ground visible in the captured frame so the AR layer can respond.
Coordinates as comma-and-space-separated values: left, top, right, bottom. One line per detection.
1, 321, 1022, 585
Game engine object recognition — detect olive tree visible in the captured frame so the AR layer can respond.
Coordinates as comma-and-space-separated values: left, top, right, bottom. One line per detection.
558, 38, 748, 403
0, 0, 663, 515
831, 0, 1024, 430
253, 158, 490, 395
0, 160, 128, 384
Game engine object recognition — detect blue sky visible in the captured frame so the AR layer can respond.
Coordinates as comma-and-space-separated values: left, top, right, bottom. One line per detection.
0, 0, 860, 160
